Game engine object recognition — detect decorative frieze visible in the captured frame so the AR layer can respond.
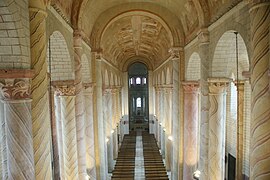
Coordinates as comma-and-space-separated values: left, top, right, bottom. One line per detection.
0, 78, 32, 100
182, 81, 200, 93
0, 70, 34, 101
169, 47, 183, 59
55, 85, 76, 96
208, 78, 231, 94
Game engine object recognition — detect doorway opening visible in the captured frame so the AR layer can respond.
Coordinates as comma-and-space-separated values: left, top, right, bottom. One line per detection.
128, 62, 149, 131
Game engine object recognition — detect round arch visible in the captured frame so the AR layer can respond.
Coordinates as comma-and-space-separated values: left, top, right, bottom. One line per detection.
186, 52, 201, 81
47, 31, 74, 81
211, 31, 249, 79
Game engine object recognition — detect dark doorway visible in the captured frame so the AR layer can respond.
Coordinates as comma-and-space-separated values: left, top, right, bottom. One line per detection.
228, 153, 236, 180
128, 62, 149, 131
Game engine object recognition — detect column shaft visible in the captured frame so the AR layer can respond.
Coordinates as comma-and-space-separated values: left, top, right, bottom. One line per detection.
61, 95, 79, 180
0, 76, 35, 180
236, 82, 245, 180
29, 5, 52, 179
84, 86, 97, 179
249, 2, 270, 179
197, 29, 210, 179
73, 31, 87, 179
169, 47, 182, 180
54, 95, 65, 179
94, 54, 106, 179
208, 79, 229, 180
0, 100, 8, 179
183, 82, 200, 180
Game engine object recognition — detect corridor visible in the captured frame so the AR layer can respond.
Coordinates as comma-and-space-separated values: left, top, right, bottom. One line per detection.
112, 132, 169, 180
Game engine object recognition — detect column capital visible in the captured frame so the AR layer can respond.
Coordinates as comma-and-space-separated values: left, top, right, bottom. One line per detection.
182, 81, 200, 93
0, 69, 34, 101
208, 78, 231, 94
73, 30, 84, 48
83, 83, 95, 95
103, 87, 113, 95
92, 51, 103, 61
197, 28, 209, 45
234, 80, 246, 92
55, 85, 75, 96
169, 47, 184, 59
0, 78, 32, 101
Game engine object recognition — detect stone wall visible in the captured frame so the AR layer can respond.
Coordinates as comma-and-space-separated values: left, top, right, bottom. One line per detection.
0, 0, 30, 68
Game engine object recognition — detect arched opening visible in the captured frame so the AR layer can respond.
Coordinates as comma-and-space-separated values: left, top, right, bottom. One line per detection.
128, 62, 149, 131
212, 31, 250, 179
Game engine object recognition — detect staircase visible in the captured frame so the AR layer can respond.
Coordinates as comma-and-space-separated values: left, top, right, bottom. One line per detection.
112, 131, 169, 179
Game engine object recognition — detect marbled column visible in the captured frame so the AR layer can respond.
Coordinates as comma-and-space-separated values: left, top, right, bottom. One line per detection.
29, 1, 52, 178
104, 88, 114, 173
0, 72, 35, 180
94, 52, 106, 179
56, 86, 79, 180
54, 95, 65, 179
249, 2, 270, 179
155, 86, 161, 144
182, 81, 200, 180
55, 86, 79, 180
197, 28, 210, 179
0, 95, 7, 179
73, 30, 87, 179
169, 47, 181, 180
235, 81, 245, 180
83, 85, 97, 179
164, 86, 173, 171
112, 88, 119, 160
208, 78, 230, 180
50, 86, 60, 180
160, 88, 165, 157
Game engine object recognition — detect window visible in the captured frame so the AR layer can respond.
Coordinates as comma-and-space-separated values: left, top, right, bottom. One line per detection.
136, 77, 141, 84
143, 77, 146, 84
130, 78, 133, 85
136, 97, 141, 107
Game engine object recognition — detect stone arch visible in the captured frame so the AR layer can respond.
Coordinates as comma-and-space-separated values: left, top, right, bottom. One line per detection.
0, 0, 30, 68
211, 30, 251, 177
186, 52, 201, 81
81, 54, 91, 83
47, 31, 74, 81
212, 31, 249, 80
122, 56, 153, 72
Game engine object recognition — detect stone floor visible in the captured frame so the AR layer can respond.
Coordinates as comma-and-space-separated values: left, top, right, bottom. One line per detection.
134, 133, 145, 179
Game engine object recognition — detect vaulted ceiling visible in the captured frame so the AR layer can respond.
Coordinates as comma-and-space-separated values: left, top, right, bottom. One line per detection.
51, 0, 242, 69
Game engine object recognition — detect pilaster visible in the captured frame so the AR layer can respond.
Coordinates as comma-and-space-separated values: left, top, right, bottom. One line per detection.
235, 81, 245, 180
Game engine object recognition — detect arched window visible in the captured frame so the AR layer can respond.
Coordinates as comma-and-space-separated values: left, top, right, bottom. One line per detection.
130, 78, 133, 85
143, 77, 146, 84
136, 97, 141, 108
136, 77, 141, 84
